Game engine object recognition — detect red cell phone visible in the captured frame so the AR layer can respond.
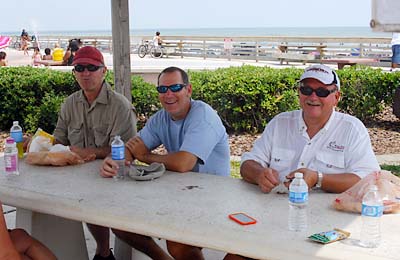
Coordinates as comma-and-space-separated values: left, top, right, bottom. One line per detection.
228, 213, 257, 225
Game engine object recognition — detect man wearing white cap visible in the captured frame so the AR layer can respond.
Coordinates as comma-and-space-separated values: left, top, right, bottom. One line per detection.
239, 64, 380, 194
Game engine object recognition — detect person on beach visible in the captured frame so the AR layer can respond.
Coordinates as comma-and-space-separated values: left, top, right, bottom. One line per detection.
32, 47, 41, 66
42, 48, 53, 60
153, 31, 163, 46
100, 66, 230, 260
0, 201, 56, 260
223, 64, 380, 260
391, 33, 400, 70
52, 43, 64, 61
20, 29, 28, 50
53, 46, 137, 260
21, 35, 30, 55
63, 38, 82, 65
0, 51, 7, 66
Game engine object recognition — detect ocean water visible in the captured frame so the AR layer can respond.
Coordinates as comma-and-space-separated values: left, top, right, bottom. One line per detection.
1, 27, 392, 38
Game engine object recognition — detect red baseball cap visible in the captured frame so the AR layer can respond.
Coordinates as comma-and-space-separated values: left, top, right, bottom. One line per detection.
72, 46, 104, 66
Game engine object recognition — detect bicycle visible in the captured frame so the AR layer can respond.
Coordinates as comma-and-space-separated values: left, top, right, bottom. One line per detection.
11, 36, 21, 49
137, 41, 163, 58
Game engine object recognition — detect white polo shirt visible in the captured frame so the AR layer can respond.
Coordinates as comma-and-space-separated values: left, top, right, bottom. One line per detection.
241, 110, 380, 182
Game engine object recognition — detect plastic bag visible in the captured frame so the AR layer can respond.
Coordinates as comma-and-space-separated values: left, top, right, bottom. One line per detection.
25, 151, 84, 166
27, 128, 55, 152
25, 128, 88, 166
333, 171, 400, 214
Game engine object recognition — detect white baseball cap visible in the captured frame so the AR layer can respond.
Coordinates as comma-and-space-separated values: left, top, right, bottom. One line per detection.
300, 64, 340, 90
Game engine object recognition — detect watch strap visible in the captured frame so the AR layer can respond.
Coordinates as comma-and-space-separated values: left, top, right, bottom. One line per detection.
316, 171, 323, 189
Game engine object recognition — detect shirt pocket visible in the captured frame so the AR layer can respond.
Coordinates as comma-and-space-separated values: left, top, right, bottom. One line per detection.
315, 152, 345, 172
68, 121, 84, 147
270, 148, 296, 174
93, 125, 110, 147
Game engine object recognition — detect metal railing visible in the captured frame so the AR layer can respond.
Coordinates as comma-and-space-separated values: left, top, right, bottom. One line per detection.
12, 35, 392, 64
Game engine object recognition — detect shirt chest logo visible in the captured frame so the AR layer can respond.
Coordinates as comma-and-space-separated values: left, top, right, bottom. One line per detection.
327, 141, 345, 152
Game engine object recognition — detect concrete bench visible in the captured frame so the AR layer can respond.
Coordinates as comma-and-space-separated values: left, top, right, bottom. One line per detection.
272, 52, 316, 64
322, 58, 379, 69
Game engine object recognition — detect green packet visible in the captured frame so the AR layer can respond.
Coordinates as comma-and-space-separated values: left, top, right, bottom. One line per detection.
308, 228, 350, 244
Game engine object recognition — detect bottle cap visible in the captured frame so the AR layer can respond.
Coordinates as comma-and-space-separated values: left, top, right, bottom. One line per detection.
13, 121, 19, 125
295, 172, 303, 178
6, 137, 15, 144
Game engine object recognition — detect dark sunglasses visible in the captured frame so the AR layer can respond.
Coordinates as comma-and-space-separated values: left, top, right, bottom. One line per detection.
74, 64, 104, 72
299, 85, 337, 98
156, 84, 186, 93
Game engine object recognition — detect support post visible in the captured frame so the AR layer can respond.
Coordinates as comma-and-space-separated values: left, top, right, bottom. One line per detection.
111, 0, 132, 102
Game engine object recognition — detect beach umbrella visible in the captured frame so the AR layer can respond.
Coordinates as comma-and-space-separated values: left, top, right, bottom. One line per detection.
0, 36, 11, 49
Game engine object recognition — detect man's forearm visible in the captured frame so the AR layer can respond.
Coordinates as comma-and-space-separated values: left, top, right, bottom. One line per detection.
321, 173, 361, 193
87, 146, 111, 159
71, 146, 111, 160
140, 151, 197, 173
240, 160, 265, 185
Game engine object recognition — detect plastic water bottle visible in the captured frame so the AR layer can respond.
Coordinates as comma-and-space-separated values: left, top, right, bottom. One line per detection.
288, 172, 308, 231
4, 137, 19, 175
10, 121, 24, 158
111, 135, 125, 180
360, 185, 383, 248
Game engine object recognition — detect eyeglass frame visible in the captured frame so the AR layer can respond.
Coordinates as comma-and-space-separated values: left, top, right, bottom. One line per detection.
298, 71, 339, 98
156, 83, 187, 94
298, 82, 338, 98
73, 64, 104, 72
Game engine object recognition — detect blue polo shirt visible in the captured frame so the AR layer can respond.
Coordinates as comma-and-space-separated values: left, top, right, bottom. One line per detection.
138, 100, 230, 176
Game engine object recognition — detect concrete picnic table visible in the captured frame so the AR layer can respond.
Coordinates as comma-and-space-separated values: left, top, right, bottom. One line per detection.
322, 58, 379, 69
275, 44, 327, 64
0, 159, 399, 260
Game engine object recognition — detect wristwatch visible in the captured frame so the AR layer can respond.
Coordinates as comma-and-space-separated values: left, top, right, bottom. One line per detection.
315, 171, 323, 189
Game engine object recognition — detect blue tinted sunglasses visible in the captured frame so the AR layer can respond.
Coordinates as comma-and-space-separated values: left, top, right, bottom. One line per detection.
156, 84, 186, 93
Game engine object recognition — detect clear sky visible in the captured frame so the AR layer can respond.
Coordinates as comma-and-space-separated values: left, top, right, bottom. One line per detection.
2, 0, 372, 32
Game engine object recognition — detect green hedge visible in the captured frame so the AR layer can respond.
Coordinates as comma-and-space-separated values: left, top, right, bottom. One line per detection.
0, 67, 79, 133
0, 66, 399, 134
190, 66, 301, 132
0, 67, 156, 133
191, 66, 400, 132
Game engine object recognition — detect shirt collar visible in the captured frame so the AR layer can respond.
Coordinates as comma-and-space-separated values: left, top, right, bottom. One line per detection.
76, 81, 109, 105
298, 109, 336, 133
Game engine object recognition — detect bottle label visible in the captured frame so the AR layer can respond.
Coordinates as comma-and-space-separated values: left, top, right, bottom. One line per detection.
362, 204, 383, 217
289, 191, 308, 203
112, 145, 125, 160
5, 154, 17, 172
10, 130, 23, 143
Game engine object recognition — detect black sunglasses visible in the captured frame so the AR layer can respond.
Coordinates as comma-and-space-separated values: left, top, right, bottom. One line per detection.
299, 85, 337, 98
74, 64, 104, 72
156, 84, 186, 94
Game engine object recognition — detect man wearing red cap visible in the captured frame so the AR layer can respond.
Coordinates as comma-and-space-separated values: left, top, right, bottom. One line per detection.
53, 46, 137, 260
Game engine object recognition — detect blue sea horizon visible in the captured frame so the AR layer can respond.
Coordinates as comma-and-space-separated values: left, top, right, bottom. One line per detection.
0, 26, 392, 38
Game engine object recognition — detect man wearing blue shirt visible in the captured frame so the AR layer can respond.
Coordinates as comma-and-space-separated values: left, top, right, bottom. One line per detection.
101, 66, 230, 260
